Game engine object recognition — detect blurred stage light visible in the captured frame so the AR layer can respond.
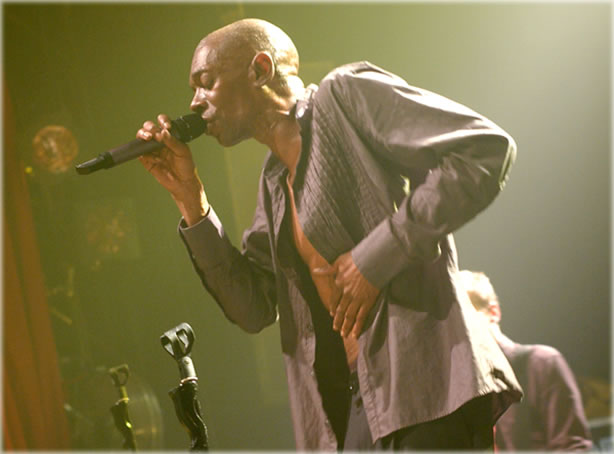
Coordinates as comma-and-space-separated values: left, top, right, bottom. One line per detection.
32, 125, 79, 173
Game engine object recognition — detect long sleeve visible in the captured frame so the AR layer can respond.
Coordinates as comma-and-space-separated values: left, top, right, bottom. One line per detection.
179, 186, 278, 334
323, 63, 516, 289
536, 348, 593, 450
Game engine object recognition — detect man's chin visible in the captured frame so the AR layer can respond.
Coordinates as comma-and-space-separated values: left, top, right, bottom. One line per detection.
218, 134, 246, 148
208, 131, 229, 147
216, 137, 233, 148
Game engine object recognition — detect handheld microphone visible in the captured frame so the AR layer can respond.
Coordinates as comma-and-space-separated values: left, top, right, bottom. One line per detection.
75, 113, 207, 175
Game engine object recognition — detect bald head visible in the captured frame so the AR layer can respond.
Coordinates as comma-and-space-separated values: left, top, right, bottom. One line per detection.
458, 270, 502, 326
199, 18, 301, 96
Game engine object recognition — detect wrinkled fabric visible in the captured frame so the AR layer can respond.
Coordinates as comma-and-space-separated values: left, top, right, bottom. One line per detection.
179, 62, 522, 450
496, 343, 593, 451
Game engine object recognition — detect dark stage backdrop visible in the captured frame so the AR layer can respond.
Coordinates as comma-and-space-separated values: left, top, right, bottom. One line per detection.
4, 2, 611, 450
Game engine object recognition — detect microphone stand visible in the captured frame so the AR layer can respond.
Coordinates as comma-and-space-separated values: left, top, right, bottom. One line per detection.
160, 323, 209, 451
109, 364, 137, 451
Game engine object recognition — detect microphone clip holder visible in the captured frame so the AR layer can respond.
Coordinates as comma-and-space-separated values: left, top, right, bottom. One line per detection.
108, 364, 137, 451
161, 323, 209, 451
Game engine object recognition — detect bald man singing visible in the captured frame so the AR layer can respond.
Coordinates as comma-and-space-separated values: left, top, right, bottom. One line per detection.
137, 18, 522, 451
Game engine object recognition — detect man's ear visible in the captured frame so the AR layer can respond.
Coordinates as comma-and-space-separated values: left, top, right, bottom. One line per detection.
250, 51, 275, 87
488, 301, 502, 324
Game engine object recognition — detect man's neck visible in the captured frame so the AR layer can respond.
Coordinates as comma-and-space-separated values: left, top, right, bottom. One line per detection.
252, 107, 301, 175
270, 115, 302, 177
253, 87, 305, 175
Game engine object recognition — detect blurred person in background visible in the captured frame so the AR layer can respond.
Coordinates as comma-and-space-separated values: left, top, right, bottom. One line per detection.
459, 270, 594, 451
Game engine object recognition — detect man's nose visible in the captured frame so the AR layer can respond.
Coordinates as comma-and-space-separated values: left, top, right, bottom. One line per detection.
190, 88, 207, 112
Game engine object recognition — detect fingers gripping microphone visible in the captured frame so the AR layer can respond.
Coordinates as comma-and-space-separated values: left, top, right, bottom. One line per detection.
75, 113, 207, 175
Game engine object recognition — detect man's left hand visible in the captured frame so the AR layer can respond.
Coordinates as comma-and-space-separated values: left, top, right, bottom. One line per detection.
313, 252, 380, 338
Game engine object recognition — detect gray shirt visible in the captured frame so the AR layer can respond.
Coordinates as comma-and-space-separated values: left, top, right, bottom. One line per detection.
496, 342, 593, 450
180, 61, 523, 450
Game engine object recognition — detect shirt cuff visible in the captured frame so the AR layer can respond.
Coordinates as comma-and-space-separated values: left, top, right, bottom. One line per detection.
351, 218, 411, 289
178, 206, 232, 269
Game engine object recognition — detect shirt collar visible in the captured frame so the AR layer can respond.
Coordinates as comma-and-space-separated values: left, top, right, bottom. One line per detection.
294, 83, 318, 134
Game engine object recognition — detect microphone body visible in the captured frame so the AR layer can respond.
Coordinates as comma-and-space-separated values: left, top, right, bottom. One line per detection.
75, 113, 207, 175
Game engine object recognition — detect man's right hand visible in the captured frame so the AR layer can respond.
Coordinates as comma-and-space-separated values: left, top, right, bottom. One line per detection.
137, 113, 210, 226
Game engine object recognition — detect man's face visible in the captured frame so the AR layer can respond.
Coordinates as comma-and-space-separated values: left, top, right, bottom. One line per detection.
189, 40, 255, 147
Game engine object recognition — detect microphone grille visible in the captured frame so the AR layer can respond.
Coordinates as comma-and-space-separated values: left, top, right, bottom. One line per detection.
171, 113, 207, 142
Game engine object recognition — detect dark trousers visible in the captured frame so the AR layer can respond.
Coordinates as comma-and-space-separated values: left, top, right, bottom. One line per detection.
343, 373, 494, 451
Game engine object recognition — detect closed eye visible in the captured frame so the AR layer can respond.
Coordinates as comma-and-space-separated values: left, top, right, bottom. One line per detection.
200, 75, 214, 90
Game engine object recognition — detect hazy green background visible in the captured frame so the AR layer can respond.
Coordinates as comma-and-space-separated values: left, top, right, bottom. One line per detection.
4, 2, 611, 450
